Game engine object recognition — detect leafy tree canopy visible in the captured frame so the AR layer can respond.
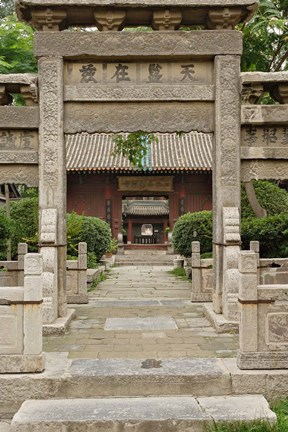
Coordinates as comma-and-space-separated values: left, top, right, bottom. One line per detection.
0, 0, 15, 19
0, 14, 37, 73
240, 0, 288, 71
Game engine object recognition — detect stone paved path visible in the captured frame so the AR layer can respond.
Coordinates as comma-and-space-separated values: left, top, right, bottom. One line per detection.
44, 265, 238, 360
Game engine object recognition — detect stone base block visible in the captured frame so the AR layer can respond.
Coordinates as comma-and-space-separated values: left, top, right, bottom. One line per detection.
191, 293, 212, 302
67, 294, 88, 304
0, 354, 45, 374
203, 303, 238, 334
237, 351, 288, 370
42, 309, 76, 336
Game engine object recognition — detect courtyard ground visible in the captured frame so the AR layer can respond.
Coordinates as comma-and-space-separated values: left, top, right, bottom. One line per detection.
44, 264, 239, 360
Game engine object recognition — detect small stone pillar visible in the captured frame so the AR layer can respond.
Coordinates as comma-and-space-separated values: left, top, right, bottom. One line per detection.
78, 242, 88, 303
250, 240, 260, 284
167, 231, 174, 255
191, 241, 201, 299
0, 253, 45, 373
117, 233, 124, 255
237, 250, 259, 369
17, 242, 28, 286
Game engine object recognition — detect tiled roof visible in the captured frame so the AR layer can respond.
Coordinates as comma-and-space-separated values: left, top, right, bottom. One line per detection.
66, 132, 212, 173
123, 200, 169, 216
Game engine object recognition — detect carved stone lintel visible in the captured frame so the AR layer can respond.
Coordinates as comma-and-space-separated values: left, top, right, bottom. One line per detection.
31, 8, 67, 30
94, 10, 126, 31
271, 84, 288, 105
207, 7, 242, 29
20, 84, 38, 106
152, 9, 182, 30
242, 83, 264, 105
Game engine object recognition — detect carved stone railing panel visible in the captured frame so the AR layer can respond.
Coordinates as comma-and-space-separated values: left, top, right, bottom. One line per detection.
66, 242, 88, 304
0, 253, 45, 373
191, 241, 213, 302
241, 72, 288, 105
238, 250, 288, 369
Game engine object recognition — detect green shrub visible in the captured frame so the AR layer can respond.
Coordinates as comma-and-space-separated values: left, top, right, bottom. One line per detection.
241, 212, 288, 258
67, 213, 111, 262
0, 212, 12, 259
172, 211, 213, 258
241, 180, 288, 219
0, 197, 38, 258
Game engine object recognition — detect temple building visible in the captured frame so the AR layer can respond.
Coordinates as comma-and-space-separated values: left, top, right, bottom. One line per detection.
66, 132, 213, 243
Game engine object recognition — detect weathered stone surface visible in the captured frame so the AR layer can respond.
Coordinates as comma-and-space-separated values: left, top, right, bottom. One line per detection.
105, 316, 178, 330
213, 54, 241, 316
241, 147, 288, 160
42, 309, 76, 336
0, 74, 37, 88
39, 57, 67, 320
203, 303, 239, 333
241, 160, 288, 181
197, 394, 276, 422
241, 71, 288, 85
0, 130, 39, 164
0, 107, 39, 129
64, 84, 215, 102
34, 31, 243, 58
64, 102, 214, 133
242, 105, 288, 125
11, 397, 211, 432
0, 354, 45, 374
238, 351, 288, 370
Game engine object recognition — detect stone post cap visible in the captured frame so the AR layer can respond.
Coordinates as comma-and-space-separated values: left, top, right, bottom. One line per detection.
250, 241, 259, 253
18, 243, 28, 255
78, 242, 87, 254
239, 250, 257, 274
192, 241, 200, 253
24, 253, 43, 275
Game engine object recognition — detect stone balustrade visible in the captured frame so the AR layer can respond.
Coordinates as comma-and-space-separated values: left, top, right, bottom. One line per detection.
241, 71, 288, 105
0, 73, 38, 106
0, 253, 45, 373
238, 250, 288, 369
0, 243, 28, 287
191, 241, 213, 302
66, 242, 88, 304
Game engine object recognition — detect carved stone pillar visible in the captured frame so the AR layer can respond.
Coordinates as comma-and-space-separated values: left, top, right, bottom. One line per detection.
213, 55, 241, 314
38, 57, 67, 319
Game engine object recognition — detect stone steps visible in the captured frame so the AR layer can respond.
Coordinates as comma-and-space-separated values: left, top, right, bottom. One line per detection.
10, 395, 276, 432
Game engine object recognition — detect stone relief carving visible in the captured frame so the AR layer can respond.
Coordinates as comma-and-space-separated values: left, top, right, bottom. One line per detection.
64, 84, 215, 102
268, 313, 288, 344
64, 102, 214, 133
34, 31, 242, 58
242, 105, 288, 125
0, 107, 39, 129
0, 165, 39, 186
241, 160, 288, 181
0, 152, 38, 164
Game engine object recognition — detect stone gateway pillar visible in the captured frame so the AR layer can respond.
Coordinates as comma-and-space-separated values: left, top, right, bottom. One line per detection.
213, 55, 241, 318
38, 57, 67, 322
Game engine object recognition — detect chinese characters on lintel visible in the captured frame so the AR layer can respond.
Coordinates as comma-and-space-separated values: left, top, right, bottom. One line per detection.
244, 127, 288, 146
79, 63, 197, 83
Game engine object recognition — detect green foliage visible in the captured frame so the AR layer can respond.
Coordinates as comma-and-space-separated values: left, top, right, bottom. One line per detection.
88, 271, 108, 292
0, 15, 37, 73
0, 0, 15, 19
0, 197, 38, 258
241, 181, 288, 219
106, 238, 118, 254
241, 212, 288, 258
0, 211, 12, 259
172, 211, 213, 258
112, 132, 156, 169
67, 213, 112, 262
169, 267, 189, 281
240, 0, 288, 72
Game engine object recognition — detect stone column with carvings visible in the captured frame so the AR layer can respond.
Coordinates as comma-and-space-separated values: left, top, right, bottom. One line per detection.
38, 57, 67, 319
213, 55, 241, 315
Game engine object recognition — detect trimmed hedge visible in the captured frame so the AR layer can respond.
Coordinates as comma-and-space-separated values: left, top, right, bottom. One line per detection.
0, 199, 112, 264
241, 212, 288, 258
172, 211, 213, 258
241, 180, 288, 219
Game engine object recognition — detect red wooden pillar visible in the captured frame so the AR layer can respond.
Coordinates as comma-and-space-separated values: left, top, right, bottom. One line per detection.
163, 220, 168, 242
127, 220, 133, 244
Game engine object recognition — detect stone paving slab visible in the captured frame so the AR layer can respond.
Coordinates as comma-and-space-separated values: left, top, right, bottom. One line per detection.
104, 316, 178, 331
11, 395, 276, 432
